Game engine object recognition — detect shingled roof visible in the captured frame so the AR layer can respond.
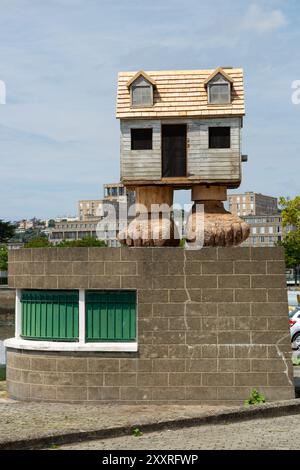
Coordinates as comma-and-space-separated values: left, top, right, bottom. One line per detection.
116, 67, 245, 119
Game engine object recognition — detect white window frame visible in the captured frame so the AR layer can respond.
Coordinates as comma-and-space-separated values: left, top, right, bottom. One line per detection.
5, 289, 138, 353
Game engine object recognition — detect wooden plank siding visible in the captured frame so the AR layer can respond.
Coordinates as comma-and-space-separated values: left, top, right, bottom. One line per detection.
120, 118, 242, 185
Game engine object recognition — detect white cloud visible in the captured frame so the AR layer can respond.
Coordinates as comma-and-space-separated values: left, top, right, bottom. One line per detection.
241, 4, 287, 34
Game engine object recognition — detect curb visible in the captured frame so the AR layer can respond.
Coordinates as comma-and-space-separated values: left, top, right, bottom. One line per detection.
1, 399, 300, 450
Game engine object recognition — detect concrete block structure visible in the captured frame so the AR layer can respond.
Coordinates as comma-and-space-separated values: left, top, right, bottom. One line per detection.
5, 246, 294, 404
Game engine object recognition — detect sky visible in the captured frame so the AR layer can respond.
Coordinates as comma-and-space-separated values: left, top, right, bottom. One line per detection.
0, 0, 299, 220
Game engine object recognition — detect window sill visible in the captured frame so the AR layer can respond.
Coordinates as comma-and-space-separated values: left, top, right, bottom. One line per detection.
4, 337, 138, 353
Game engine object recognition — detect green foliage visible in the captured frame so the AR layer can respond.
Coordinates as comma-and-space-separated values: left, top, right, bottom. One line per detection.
132, 428, 143, 437
277, 196, 300, 270
244, 389, 266, 406
179, 237, 186, 247
48, 219, 56, 228
0, 366, 6, 381
56, 237, 107, 247
278, 230, 300, 269
292, 356, 300, 366
24, 237, 51, 248
0, 220, 16, 243
0, 245, 8, 271
279, 196, 300, 229
10, 228, 47, 244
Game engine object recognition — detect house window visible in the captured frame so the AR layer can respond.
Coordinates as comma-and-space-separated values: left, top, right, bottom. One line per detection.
209, 127, 230, 149
131, 128, 152, 150
131, 76, 153, 107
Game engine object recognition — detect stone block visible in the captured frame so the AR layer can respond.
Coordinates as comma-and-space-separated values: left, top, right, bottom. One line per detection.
251, 247, 284, 260
234, 261, 266, 274
202, 289, 234, 303
218, 247, 250, 260
89, 275, 121, 289
56, 386, 88, 401
251, 275, 286, 288
235, 289, 267, 302
88, 248, 120, 261
203, 373, 234, 386
202, 261, 233, 274
218, 275, 250, 288
104, 373, 137, 387
88, 359, 120, 373
57, 358, 87, 372
169, 373, 202, 386
235, 373, 268, 386
30, 384, 56, 400
218, 303, 250, 317
105, 261, 136, 276
186, 387, 218, 400
137, 373, 168, 387
187, 275, 217, 289
57, 275, 89, 289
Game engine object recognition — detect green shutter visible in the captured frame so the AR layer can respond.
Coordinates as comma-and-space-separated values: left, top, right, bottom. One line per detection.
21, 290, 79, 341
85, 290, 136, 342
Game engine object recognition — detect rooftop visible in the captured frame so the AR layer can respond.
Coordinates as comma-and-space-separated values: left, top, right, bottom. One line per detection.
116, 67, 244, 119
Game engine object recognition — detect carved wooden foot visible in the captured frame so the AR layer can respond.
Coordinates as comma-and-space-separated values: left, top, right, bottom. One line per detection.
118, 213, 180, 247
186, 201, 250, 247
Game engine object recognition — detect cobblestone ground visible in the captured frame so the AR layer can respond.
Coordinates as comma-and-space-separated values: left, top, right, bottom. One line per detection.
59, 414, 300, 450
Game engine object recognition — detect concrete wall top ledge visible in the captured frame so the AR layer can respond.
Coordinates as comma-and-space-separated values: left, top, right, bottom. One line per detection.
8, 246, 285, 264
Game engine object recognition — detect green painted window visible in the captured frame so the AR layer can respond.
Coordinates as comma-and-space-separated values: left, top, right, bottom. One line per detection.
21, 290, 79, 341
85, 290, 136, 342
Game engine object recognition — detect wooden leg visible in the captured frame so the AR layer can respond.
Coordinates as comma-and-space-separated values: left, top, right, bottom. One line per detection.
118, 186, 180, 247
186, 186, 250, 247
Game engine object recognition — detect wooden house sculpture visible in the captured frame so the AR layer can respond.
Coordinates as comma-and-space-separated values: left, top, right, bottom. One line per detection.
116, 67, 250, 246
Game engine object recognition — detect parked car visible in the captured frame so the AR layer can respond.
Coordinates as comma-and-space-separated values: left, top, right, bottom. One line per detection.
289, 306, 300, 350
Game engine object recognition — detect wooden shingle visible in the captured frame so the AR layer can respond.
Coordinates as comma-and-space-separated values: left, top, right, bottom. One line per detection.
116, 67, 245, 119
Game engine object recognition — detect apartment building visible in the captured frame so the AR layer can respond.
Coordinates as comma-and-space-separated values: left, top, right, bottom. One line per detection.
241, 214, 283, 247
228, 192, 278, 217
78, 200, 103, 221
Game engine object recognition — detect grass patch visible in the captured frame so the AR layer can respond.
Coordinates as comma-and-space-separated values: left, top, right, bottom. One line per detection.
0, 366, 6, 381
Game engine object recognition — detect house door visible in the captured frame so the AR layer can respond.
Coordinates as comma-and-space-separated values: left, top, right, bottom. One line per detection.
162, 124, 187, 178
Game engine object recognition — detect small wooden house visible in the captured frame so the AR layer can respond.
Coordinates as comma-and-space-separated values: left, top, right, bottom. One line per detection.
116, 67, 245, 190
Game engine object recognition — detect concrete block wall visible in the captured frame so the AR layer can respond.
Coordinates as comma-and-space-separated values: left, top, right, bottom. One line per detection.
6, 246, 295, 404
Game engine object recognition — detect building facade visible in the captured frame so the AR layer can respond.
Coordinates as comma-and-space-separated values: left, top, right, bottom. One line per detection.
228, 192, 278, 217
241, 214, 283, 247
78, 200, 103, 221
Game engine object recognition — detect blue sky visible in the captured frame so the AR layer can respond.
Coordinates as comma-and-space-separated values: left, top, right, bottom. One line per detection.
0, 0, 299, 220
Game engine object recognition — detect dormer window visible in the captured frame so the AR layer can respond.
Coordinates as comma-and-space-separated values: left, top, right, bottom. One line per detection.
127, 71, 156, 108
204, 68, 233, 105
131, 76, 153, 106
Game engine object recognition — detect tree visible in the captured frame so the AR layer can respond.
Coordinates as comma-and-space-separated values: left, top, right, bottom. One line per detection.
48, 219, 56, 228
278, 196, 300, 284
279, 196, 300, 229
0, 220, 16, 243
56, 236, 107, 248
24, 237, 51, 248
0, 245, 8, 271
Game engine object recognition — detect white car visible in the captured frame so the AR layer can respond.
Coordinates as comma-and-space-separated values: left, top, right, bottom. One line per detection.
289, 306, 300, 350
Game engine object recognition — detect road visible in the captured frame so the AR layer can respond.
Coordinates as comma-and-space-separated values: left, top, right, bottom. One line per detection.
58, 413, 300, 450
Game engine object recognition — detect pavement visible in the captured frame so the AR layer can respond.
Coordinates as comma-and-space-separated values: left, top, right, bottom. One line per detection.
59, 413, 300, 450
60, 415, 300, 455
0, 366, 299, 450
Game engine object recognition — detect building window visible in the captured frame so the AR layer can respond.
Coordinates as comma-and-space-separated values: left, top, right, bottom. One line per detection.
209, 127, 230, 149
85, 290, 136, 342
131, 128, 153, 150
21, 290, 79, 341
131, 76, 153, 107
